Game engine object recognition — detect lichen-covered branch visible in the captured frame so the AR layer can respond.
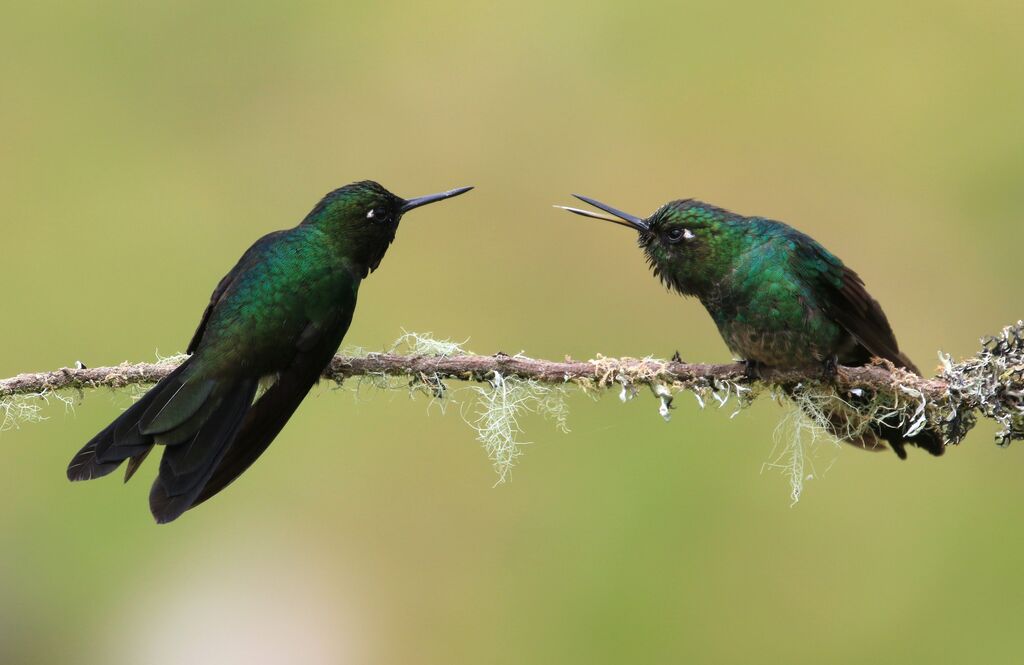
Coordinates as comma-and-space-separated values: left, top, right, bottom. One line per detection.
0, 352, 944, 402
2, 322, 1022, 464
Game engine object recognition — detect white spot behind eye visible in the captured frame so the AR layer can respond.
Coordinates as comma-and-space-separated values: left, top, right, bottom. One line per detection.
683, 228, 695, 240
366, 209, 375, 219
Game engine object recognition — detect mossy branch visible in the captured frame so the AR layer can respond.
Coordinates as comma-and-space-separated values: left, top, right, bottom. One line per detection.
0, 354, 936, 399
2, 323, 1022, 499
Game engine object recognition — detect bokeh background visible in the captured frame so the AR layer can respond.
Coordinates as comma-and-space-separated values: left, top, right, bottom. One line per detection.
2, 2, 1022, 663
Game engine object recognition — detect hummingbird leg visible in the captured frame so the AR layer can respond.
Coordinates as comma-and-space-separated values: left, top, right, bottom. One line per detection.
742, 359, 763, 380
821, 355, 839, 381
671, 350, 683, 362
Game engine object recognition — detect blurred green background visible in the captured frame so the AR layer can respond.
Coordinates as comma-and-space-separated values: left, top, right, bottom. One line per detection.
1, 1, 1022, 663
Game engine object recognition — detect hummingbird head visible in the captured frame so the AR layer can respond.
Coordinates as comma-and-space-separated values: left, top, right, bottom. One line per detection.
304, 180, 473, 276
557, 194, 744, 297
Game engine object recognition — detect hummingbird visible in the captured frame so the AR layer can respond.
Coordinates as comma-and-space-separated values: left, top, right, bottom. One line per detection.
68, 180, 473, 522
557, 194, 944, 459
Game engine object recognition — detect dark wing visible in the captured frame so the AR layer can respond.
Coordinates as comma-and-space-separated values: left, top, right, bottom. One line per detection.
148, 377, 259, 522
69, 229, 361, 521
189, 312, 354, 509
186, 231, 288, 354
67, 361, 193, 481
187, 271, 234, 354
792, 234, 918, 373
832, 265, 919, 373
790, 233, 943, 457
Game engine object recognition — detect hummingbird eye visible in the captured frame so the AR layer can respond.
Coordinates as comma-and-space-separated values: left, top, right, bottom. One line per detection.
666, 227, 693, 243
366, 208, 392, 224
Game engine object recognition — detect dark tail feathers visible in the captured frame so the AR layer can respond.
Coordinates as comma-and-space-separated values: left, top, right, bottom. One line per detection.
806, 389, 944, 460
67, 360, 258, 523
870, 415, 944, 460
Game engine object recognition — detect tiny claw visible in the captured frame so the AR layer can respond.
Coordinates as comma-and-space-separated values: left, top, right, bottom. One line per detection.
742, 359, 762, 380
671, 350, 682, 363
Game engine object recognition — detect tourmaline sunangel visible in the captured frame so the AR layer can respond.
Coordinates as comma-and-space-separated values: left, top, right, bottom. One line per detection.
68, 180, 473, 522
558, 194, 944, 459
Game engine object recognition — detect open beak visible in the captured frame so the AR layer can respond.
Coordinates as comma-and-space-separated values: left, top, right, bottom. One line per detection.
555, 193, 649, 232
400, 186, 474, 213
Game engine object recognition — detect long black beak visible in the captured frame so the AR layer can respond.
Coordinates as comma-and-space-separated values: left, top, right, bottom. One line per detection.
400, 186, 474, 213
555, 193, 649, 232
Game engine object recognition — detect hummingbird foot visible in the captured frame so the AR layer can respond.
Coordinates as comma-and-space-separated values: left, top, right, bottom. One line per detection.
821, 355, 839, 381
742, 359, 763, 380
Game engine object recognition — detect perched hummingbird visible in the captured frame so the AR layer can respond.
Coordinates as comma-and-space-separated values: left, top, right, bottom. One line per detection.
558, 194, 944, 459
68, 180, 473, 522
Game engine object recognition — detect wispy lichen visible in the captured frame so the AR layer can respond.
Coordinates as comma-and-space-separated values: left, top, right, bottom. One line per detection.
390, 329, 469, 358
763, 401, 838, 506
0, 388, 75, 432
0, 393, 47, 432
392, 330, 469, 404
342, 331, 470, 401
153, 351, 189, 366
465, 372, 570, 484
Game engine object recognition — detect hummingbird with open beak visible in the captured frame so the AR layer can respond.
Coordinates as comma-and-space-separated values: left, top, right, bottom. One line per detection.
558, 193, 944, 459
